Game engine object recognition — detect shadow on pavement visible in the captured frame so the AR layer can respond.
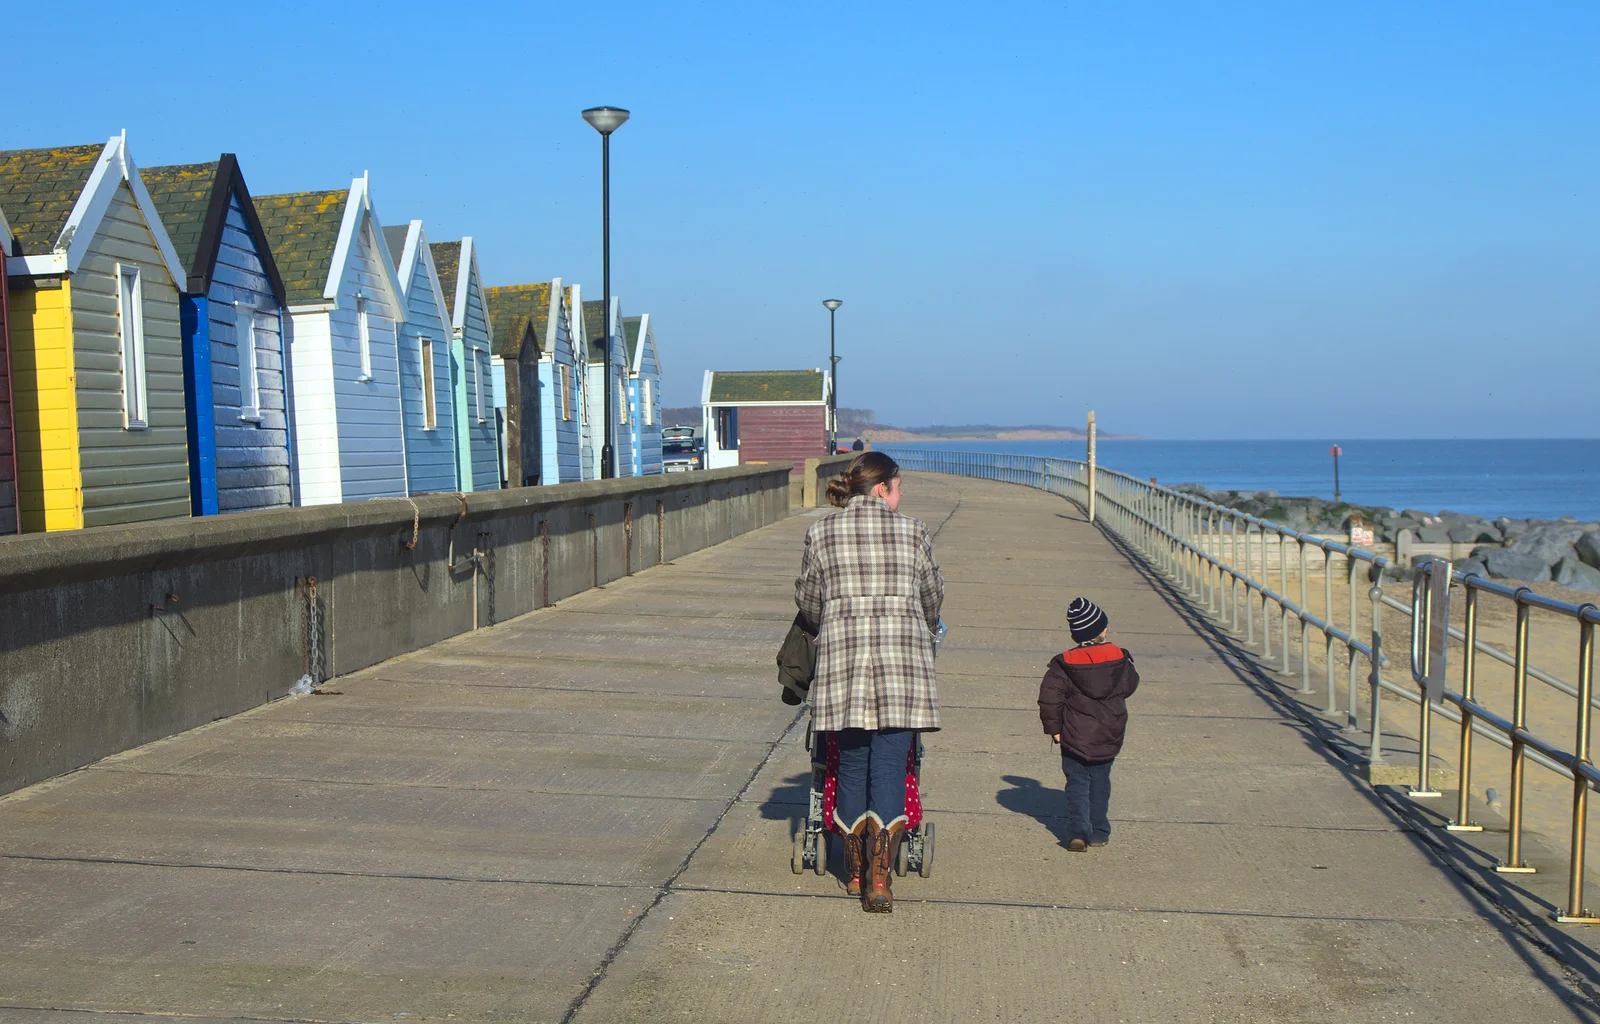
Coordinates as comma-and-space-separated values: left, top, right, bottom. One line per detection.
996, 774, 1071, 848
758, 772, 811, 821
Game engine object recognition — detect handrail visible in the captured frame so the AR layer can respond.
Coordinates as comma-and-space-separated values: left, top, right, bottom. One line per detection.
893, 447, 1600, 924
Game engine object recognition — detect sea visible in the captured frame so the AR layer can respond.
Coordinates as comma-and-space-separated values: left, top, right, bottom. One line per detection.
875, 439, 1600, 522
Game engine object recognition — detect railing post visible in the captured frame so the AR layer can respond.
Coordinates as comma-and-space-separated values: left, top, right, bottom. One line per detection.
1245, 523, 1256, 646
1367, 566, 1386, 768
1558, 615, 1598, 922
1086, 411, 1097, 523
1496, 597, 1536, 874
1297, 539, 1311, 694
1346, 552, 1360, 729
1448, 586, 1483, 832
1279, 531, 1292, 675
1323, 544, 1336, 711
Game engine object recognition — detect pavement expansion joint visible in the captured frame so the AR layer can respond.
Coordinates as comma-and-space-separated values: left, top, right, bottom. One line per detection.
666, 884, 1465, 925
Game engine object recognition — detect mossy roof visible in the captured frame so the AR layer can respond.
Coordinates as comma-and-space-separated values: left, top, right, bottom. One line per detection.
623, 315, 643, 365
484, 282, 551, 359
140, 162, 219, 278
381, 225, 410, 272
582, 298, 611, 361
252, 189, 351, 304
0, 143, 104, 255
430, 241, 461, 319
708, 370, 826, 404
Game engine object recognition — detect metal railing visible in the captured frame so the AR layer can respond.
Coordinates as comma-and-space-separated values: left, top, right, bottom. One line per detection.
893, 448, 1600, 923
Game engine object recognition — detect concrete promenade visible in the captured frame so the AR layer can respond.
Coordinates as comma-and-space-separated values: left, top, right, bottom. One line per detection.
1, 474, 1597, 1022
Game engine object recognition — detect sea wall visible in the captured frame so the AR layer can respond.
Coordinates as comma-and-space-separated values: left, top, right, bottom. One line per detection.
1171, 483, 1600, 591
0, 465, 792, 795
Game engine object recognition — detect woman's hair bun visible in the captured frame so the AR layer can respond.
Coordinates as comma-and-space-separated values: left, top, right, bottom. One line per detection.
827, 451, 901, 508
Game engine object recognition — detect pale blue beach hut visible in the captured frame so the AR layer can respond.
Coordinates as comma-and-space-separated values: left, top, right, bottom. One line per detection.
384, 221, 458, 494
624, 313, 663, 476
485, 279, 581, 484
255, 175, 409, 504
431, 239, 499, 492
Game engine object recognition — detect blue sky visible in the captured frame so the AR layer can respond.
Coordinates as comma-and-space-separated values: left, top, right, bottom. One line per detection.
8, 2, 1597, 438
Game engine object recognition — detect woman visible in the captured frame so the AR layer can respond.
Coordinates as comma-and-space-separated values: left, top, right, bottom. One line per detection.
795, 451, 944, 913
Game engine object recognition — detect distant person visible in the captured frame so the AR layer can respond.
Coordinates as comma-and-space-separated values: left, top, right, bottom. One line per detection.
1037, 597, 1139, 852
796, 451, 943, 912
851, 437, 865, 451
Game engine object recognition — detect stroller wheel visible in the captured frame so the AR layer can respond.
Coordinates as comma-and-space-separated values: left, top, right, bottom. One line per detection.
791, 820, 805, 875
813, 831, 828, 876
918, 821, 935, 878
895, 832, 909, 877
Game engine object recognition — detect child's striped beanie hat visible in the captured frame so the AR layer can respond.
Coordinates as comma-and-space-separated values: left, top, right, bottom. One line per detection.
1068, 597, 1108, 643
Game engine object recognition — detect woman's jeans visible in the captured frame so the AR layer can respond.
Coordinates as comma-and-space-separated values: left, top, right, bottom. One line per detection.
1060, 750, 1114, 844
834, 728, 914, 829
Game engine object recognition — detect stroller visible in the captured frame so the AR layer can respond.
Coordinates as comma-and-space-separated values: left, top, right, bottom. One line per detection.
791, 726, 934, 879
790, 620, 945, 880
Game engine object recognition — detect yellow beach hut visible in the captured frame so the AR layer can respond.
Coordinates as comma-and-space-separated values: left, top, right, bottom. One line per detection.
0, 134, 190, 531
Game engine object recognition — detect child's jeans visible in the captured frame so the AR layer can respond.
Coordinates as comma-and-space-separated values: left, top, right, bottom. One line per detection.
1060, 750, 1114, 844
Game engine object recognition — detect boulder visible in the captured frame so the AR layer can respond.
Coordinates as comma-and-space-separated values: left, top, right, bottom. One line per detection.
1448, 520, 1500, 544
1416, 525, 1452, 544
1554, 557, 1600, 594
1497, 517, 1531, 541
1576, 532, 1600, 571
1510, 527, 1583, 569
1456, 557, 1490, 579
1481, 547, 1553, 583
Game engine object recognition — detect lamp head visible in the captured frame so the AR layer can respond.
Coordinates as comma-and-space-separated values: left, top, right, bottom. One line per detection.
582, 107, 631, 135
822, 299, 843, 312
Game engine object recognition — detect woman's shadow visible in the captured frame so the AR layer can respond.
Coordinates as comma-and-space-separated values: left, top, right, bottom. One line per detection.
996, 774, 1071, 848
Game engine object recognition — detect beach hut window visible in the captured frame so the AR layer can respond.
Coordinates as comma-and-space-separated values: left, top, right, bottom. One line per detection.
561, 365, 571, 421
357, 297, 373, 381
643, 380, 654, 425
476, 350, 489, 423
116, 264, 148, 429
236, 302, 261, 421
619, 380, 629, 424
420, 337, 437, 429
715, 407, 739, 450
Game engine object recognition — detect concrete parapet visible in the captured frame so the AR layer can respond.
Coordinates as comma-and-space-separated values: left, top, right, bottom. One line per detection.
802, 453, 856, 507
0, 465, 792, 795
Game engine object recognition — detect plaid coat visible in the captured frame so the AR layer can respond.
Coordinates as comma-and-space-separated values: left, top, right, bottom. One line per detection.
795, 495, 945, 732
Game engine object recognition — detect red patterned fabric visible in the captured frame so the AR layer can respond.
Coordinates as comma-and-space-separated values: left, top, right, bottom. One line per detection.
820, 732, 922, 831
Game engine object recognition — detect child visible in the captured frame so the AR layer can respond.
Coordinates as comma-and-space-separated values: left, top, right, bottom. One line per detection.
1037, 597, 1140, 852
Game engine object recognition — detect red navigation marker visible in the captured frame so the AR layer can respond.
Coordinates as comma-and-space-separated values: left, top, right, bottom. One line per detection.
1330, 445, 1342, 457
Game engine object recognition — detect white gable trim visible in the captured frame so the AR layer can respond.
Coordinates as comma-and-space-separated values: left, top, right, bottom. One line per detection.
449, 237, 473, 333
0, 204, 13, 253
6, 253, 67, 277
629, 312, 652, 376
569, 283, 585, 368
56, 134, 185, 283
394, 220, 422, 290
322, 174, 405, 312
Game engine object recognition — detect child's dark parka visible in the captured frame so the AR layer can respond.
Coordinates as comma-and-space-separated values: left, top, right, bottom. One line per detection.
1037, 641, 1140, 763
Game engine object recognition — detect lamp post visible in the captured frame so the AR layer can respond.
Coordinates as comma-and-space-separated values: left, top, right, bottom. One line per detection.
583, 105, 629, 478
823, 299, 842, 452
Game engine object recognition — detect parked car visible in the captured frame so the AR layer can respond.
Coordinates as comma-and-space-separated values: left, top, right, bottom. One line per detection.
663, 437, 705, 472
663, 424, 697, 441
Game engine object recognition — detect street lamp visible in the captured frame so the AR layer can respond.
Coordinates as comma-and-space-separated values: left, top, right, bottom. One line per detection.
823, 299, 842, 452
583, 106, 629, 478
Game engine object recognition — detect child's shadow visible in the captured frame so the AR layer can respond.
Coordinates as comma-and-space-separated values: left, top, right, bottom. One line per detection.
996, 775, 1070, 848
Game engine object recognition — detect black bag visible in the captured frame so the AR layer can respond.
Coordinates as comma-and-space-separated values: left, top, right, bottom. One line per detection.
776, 612, 819, 705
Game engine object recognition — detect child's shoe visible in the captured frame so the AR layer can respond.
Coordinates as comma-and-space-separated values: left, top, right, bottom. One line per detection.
1066, 838, 1088, 853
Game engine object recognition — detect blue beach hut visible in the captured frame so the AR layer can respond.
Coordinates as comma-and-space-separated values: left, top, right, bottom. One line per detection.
143, 157, 293, 514
623, 314, 663, 476
383, 221, 458, 494
485, 279, 580, 484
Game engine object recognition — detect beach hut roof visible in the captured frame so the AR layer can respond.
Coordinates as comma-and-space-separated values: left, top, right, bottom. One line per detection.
708, 370, 826, 404
142, 155, 287, 303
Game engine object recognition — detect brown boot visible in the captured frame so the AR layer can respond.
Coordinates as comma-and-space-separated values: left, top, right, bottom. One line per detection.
862, 817, 905, 913
841, 818, 867, 896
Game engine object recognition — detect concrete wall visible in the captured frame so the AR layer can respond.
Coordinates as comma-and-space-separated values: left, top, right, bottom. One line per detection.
0, 463, 792, 795
802, 453, 856, 507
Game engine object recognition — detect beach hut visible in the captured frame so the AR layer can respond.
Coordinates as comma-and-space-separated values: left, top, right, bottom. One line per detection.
430, 239, 499, 492
483, 280, 561, 488
142, 156, 294, 515
0, 134, 191, 532
0, 209, 15, 533
700, 369, 831, 476
580, 296, 631, 479
254, 175, 409, 505
623, 314, 663, 476
382, 221, 458, 494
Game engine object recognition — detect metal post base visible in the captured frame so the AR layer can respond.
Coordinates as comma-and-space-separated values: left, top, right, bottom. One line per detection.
1408, 788, 1443, 799
1554, 911, 1600, 925
1495, 863, 1537, 874
1446, 823, 1484, 832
